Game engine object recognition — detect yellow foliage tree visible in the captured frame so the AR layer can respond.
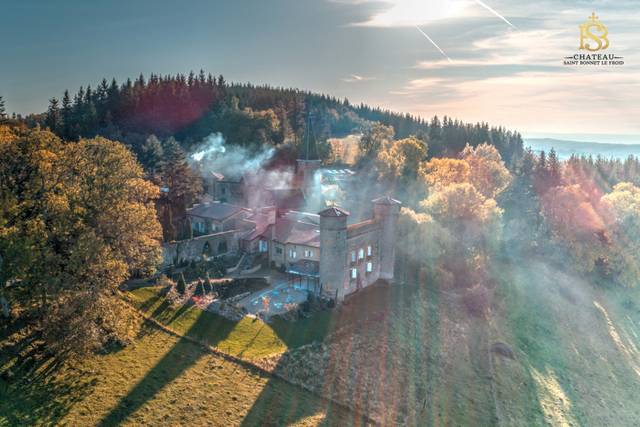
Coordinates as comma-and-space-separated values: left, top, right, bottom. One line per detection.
419, 158, 471, 191
460, 143, 511, 198
376, 136, 427, 182
421, 183, 502, 232
601, 182, 640, 286
0, 127, 162, 356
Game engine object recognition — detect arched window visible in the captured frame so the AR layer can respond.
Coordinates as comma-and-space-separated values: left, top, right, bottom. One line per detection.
202, 241, 212, 257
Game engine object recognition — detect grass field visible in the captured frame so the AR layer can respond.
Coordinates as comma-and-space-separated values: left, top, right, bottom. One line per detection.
3, 258, 640, 426
0, 303, 359, 426
126, 287, 336, 359
490, 260, 640, 426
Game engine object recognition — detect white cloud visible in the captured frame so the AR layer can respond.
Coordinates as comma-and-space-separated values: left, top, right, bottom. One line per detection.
348, 0, 474, 27
342, 74, 377, 83
331, 0, 640, 133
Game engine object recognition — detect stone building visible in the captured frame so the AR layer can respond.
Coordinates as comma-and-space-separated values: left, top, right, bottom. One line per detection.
166, 131, 400, 302
186, 202, 250, 236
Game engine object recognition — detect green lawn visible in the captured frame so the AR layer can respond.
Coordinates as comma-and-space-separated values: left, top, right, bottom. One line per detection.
489, 260, 640, 426
5, 262, 640, 426
126, 287, 336, 360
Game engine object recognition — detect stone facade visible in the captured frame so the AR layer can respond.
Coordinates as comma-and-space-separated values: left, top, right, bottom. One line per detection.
170, 149, 400, 302
318, 197, 400, 301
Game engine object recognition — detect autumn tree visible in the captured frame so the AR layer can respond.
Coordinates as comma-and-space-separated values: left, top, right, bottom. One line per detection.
0, 126, 162, 357
359, 122, 394, 162
460, 143, 511, 199
601, 182, 640, 286
421, 183, 502, 239
540, 184, 609, 274
376, 136, 427, 182
419, 158, 470, 191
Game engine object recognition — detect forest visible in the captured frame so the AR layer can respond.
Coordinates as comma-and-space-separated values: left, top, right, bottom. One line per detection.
8, 72, 524, 162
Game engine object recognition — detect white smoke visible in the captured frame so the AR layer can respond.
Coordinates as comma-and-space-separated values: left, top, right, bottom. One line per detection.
190, 132, 275, 178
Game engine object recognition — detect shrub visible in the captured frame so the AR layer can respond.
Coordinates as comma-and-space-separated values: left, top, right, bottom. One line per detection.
194, 280, 205, 296
176, 273, 186, 295
203, 272, 212, 294
463, 285, 489, 317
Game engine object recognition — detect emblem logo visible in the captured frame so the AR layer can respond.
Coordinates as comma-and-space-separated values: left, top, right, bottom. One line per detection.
579, 13, 609, 52
563, 13, 623, 66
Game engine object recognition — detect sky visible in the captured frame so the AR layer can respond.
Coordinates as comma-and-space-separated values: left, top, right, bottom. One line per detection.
1, 0, 639, 137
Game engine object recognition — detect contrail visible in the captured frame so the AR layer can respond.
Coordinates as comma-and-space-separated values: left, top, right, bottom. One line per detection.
415, 25, 452, 63
474, 0, 516, 28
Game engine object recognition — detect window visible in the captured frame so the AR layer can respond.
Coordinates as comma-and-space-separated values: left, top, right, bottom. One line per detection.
358, 248, 364, 260
367, 245, 372, 256
366, 262, 373, 273
289, 249, 297, 259
304, 249, 314, 258
276, 247, 283, 255
258, 240, 268, 253
351, 251, 356, 262
351, 268, 357, 279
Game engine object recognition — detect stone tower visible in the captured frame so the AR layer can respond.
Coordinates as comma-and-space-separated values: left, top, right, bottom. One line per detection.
373, 196, 401, 280
318, 206, 349, 301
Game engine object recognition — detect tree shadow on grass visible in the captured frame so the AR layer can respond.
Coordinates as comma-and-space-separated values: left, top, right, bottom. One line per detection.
136, 291, 164, 312
0, 325, 94, 426
98, 311, 235, 427
240, 278, 413, 427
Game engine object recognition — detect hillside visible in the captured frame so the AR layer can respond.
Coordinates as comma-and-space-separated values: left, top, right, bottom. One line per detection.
25, 73, 524, 163
525, 137, 640, 160
3, 257, 640, 426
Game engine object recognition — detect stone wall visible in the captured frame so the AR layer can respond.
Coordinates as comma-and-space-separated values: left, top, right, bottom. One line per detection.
162, 230, 240, 267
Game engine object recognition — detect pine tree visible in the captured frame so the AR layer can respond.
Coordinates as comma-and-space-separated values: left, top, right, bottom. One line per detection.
176, 273, 186, 295
194, 280, 204, 296
46, 98, 62, 134
203, 272, 212, 294
158, 137, 202, 240
140, 135, 164, 174
520, 147, 536, 177
429, 115, 442, 141
0, 96, 6, 122
548, 148, 562, 188
61, 90, 72, 139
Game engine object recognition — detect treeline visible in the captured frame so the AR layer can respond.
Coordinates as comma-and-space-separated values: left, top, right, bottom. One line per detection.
498, 146, 640, 287
16, 72, 523, 166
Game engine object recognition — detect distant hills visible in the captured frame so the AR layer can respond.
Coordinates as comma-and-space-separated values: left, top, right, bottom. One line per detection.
524, 138, 640, 160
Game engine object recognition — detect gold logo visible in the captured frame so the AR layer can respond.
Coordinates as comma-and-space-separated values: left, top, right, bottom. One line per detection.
579, 13, 609, 51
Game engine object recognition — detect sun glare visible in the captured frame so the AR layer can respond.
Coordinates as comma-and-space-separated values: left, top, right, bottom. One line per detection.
361, 0, 472, 27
